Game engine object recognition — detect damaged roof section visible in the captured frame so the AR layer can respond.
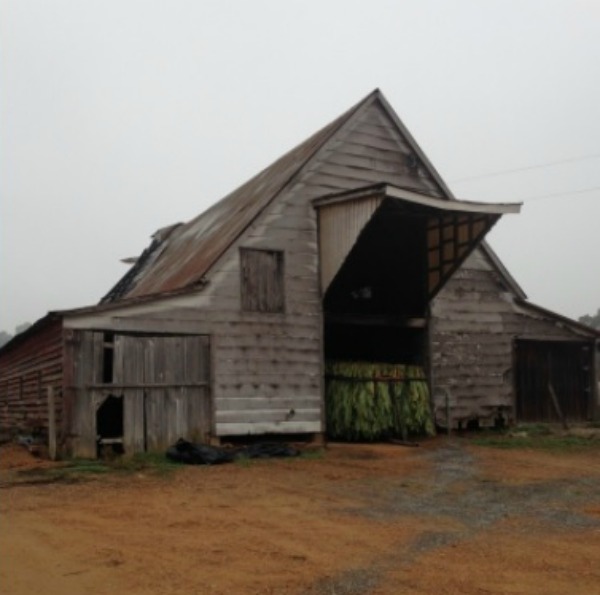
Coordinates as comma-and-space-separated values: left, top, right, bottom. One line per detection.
100, 93, 378, 304
100, 88, 525, 306
101, 223, 183, 303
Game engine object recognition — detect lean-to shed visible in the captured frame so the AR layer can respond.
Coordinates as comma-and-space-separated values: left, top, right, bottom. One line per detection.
1, 89, 598, 457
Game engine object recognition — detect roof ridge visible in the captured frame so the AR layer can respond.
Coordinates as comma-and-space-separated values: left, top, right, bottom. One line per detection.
103, 88, 524, 303
184, 89, 380, 231
105, 90, 381, 301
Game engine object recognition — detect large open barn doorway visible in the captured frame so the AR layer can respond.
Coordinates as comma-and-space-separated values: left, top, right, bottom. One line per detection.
315, 185, 519, 440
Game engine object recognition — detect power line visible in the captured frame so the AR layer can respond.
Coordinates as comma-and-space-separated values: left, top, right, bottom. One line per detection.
519, 185, 600, 202
451, 153, 600, 184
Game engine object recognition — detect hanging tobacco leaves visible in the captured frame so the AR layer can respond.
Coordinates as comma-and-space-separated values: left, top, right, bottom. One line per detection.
325, 361, 435, 441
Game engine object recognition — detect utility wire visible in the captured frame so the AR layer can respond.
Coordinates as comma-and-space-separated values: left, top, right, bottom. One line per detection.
518, 185, 600, 202
451, 153, 600, 183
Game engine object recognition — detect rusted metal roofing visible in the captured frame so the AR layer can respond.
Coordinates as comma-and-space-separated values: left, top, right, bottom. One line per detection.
102, 92, 380, 302
101, 88, 525, 303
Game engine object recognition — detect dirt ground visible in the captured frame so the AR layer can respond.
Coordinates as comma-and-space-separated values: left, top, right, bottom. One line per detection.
1, 437, 600, 595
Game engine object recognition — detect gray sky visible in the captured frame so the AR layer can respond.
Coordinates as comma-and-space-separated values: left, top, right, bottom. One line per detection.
2, 0, 599, 332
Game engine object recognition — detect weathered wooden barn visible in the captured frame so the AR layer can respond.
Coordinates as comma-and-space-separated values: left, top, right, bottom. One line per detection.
1, 89, 598, 457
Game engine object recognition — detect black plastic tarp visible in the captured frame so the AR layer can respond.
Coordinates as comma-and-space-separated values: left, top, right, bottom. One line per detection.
166, 438, 299, 465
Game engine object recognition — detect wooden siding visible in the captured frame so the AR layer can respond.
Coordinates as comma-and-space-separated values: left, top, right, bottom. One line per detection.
63, 100, 462, 438
304, 106, 445, 198
67, 331, 210, 457
209, 100, 448, 435
318, 196, 383, 292
240, 248, 285, 313
515, 339, 593, 422
0, 319, 64, 440
430, 250, 593, 427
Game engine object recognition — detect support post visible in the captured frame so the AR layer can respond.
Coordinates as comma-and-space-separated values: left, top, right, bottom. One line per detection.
47, 386, 57, 460
446, 391, 451, 436
548, 382, 569, 431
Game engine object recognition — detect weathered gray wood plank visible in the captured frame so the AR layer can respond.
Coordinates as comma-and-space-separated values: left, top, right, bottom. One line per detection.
214, 396, 321, 411
215, 420, 321, 435
215, 408, 321, 424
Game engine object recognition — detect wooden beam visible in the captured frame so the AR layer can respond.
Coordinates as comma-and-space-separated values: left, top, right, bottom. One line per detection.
47, 386, 57, 461
324, 314, 427, 328
548, 382, 569, 430
83, 382, 210, 390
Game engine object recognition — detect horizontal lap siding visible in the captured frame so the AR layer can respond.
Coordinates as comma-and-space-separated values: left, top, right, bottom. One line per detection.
209, 102, 447, 434
0, 320, 64, 437
67, 101, 450, 438
210, 231, 323, 433
431, 251, 587, 427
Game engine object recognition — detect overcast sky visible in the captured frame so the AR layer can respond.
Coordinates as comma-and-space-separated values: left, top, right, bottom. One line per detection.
1, 0, 599, 332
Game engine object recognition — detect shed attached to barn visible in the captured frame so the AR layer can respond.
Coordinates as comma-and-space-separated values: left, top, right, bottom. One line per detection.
1, 89, 598, 457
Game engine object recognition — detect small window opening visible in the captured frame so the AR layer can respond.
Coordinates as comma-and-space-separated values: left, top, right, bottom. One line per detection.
96, 394, 124, 458
102, 332, 114, 383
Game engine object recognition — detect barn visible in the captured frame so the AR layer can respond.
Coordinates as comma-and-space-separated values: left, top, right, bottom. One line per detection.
1, 89, 598, 457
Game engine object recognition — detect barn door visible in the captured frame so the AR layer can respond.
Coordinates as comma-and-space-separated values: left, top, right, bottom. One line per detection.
70, 331, 211, 457
119, 334, 211, 452
515, 340, 593, 422
69, 330, 104, 458
114, 335, 146, 453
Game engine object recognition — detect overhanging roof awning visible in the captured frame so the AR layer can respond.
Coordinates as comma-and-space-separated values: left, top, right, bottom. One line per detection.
313, 184, 521, 300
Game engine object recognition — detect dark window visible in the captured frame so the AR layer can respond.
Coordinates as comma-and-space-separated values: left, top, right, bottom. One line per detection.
102, 332, 114, 383
240, 248, 285, 313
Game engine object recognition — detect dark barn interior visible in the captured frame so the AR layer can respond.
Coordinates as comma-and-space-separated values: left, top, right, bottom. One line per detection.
516, 339, 595, 422
323, 199, 430, 365
321, 192, 500, 369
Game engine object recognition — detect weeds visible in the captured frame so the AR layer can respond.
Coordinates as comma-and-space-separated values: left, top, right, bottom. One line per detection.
110, 452, 180, 475
298, 448, 324, 460
11, 452, 180, 486
472, 433, 600, 451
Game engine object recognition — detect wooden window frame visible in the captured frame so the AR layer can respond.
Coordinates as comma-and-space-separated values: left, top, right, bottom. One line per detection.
240, 248, 285, 313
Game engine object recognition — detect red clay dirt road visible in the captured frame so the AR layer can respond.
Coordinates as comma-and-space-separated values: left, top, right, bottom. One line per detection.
1, 438, 600, 595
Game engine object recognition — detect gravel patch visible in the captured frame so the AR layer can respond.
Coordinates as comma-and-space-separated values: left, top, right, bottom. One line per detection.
335, 441, 600, 536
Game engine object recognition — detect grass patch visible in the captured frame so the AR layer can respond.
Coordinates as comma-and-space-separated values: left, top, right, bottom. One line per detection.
110, 452, 180, 475
233, 455, 253, 468
511, 423, 554, 436
472, 433, 600, 451
14, 452, 180, 485
298, 448, 325, 460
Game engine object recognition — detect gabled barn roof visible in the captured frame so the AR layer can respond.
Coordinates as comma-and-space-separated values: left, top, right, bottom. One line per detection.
102, 89, 525, 303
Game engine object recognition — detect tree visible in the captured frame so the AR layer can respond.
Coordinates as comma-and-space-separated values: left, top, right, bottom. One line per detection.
0, 322, 32, 348
15, 322, 31, 334
0, 331, 12, 348
579, 308, 600, 330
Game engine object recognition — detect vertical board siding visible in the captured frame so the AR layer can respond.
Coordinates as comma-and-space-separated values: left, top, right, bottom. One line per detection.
240, 249, 285, 313
516, 340, 593, 422
318, 196, 383, 292
0, 320, 64, 440
116, 335, 146, 453
69, 331, 210, 457
71, 331, 103, 457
